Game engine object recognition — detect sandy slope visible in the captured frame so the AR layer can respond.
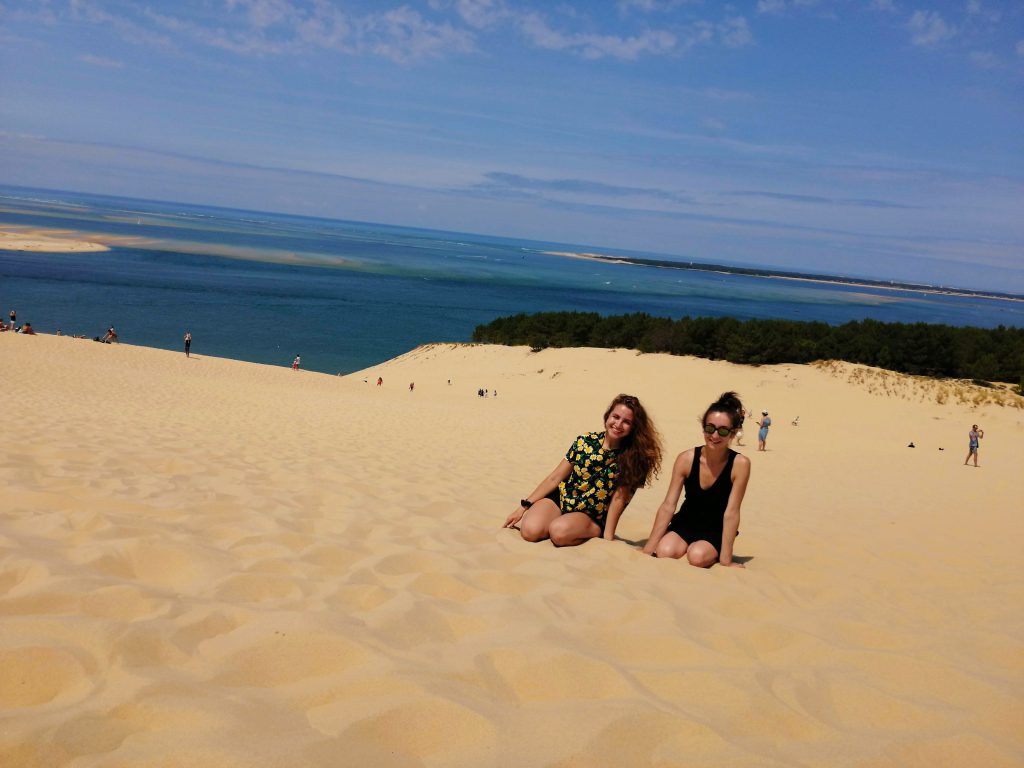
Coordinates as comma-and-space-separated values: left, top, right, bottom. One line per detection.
1, 334, 1021, 767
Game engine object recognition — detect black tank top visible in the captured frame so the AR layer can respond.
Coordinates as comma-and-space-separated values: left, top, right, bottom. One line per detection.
678, 446, 736, 531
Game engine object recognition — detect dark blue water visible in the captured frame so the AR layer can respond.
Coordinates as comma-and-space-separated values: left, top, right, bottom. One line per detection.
2, 187, 1020, 373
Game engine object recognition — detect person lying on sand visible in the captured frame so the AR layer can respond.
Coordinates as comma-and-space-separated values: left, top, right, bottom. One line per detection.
643, 391, 751, 568
504, 394, 662, 547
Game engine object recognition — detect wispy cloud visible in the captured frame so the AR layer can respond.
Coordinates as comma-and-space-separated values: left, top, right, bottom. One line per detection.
907, 10, 956, 47
517, 11, 676, 60
616, 0, 690, 13
968, 50, 998, 69
725, 189, 916, 209
719, 16, 752, 48
756, 0, 822, 15
451, 0, 509, 29
80, 53, 124, 68
479, 171, 696, 203
756, 0, 787, 14
868, 0, 898, 12
56, 1, 758, 64
74, 0, 475, 62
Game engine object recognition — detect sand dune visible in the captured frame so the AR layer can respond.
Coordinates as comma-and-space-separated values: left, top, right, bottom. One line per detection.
2, 334, 1021, 767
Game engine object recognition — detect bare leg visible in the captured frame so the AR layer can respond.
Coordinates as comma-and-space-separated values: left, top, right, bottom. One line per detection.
547, 512, 601, 547
654, 531, 689, 559
655, 534, 720, 567
685, 540, 719, 568
518, 499, 561, 543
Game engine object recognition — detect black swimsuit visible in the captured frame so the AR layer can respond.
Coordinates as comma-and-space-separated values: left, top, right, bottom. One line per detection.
667, 446, 737, 553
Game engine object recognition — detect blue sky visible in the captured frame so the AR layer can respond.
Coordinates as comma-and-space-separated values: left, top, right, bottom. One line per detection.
1, 0, 1022, 291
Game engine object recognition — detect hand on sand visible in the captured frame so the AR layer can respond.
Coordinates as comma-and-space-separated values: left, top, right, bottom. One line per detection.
723, 561, 745, 569
504, 508, 525, 528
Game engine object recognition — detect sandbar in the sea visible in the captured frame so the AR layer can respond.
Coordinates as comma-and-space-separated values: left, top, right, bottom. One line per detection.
0, 225, 110, 253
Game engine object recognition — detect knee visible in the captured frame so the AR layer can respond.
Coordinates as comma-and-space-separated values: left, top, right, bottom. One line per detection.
547, 518, 573, 547
520, 524, 548, 543
686, 543, 717, 568
549, 530, 574, 547
655, 539, 686, 559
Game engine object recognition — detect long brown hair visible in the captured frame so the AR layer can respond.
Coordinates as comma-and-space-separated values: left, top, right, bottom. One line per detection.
604, 394, 662, 491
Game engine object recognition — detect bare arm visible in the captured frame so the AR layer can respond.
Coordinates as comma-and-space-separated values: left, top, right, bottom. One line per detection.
718, 455, 751, 567
641, 451, 692, 555
602, 485, 635, 540
503, 459, 572, 528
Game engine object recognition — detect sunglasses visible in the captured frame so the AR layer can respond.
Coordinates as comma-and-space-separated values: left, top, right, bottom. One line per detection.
703, 424, 735, 437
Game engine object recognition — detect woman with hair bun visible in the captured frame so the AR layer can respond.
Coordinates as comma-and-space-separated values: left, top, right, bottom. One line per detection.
642, 391, 751, 568
504, 394, 662, 547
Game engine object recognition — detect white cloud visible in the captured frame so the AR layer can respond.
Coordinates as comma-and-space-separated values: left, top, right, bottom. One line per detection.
80, 53, 124, 67
719, 16, 752, 48
616, 0, 690, 12
964, 0, 999, 21
968, 50, 998, 68
1017, 40, 1024, 56
517, 12, 676, 59
868, 0, 897, 11
619, 0, 660, 10
225, 0, 296, 30
907, 10, 955, 47
453, 0, 507, 29
359, 7, 475, 62
140, 1, 475, 62
757, 0, 787, 13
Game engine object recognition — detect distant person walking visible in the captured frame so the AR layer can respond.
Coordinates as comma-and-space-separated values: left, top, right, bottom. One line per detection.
376, 376, 383, 386
757, 410, 771, 451
8, 309, 15, 328
964, 424, 984, 467
292, 355, 301, 371
184, 331, 192, 357
409, 382, 415, 392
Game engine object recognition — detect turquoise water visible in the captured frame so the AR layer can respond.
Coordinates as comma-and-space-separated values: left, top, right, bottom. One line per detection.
2, 186, 1020, 374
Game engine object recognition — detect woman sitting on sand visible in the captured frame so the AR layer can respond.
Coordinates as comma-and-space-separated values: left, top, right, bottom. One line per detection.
642, 391, 751, 568
504, 394, 662, 547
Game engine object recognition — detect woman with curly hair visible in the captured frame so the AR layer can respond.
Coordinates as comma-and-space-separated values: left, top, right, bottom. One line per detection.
643, 391, 751, 568
504, 394, 662, 547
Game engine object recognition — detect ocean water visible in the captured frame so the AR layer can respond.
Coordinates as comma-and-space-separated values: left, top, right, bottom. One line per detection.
2, 186, 1021, 374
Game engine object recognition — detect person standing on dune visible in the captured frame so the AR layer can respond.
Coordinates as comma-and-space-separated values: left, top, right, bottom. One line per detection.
184, 331, 192, 357
964, 424, 984, 467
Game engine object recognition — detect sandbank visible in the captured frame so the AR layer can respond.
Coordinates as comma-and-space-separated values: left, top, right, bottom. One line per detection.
542, 249, 1023, 302
2, 334, 1021, 767
0, 224, 352, 268
0, 226, 110, 253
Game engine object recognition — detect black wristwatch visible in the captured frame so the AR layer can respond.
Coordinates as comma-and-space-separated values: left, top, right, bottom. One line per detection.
520, 498, 534, 509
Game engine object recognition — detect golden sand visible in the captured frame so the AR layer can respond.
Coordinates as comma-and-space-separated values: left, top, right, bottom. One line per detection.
0, 226, 110, 253
2, 334, 1021, 767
